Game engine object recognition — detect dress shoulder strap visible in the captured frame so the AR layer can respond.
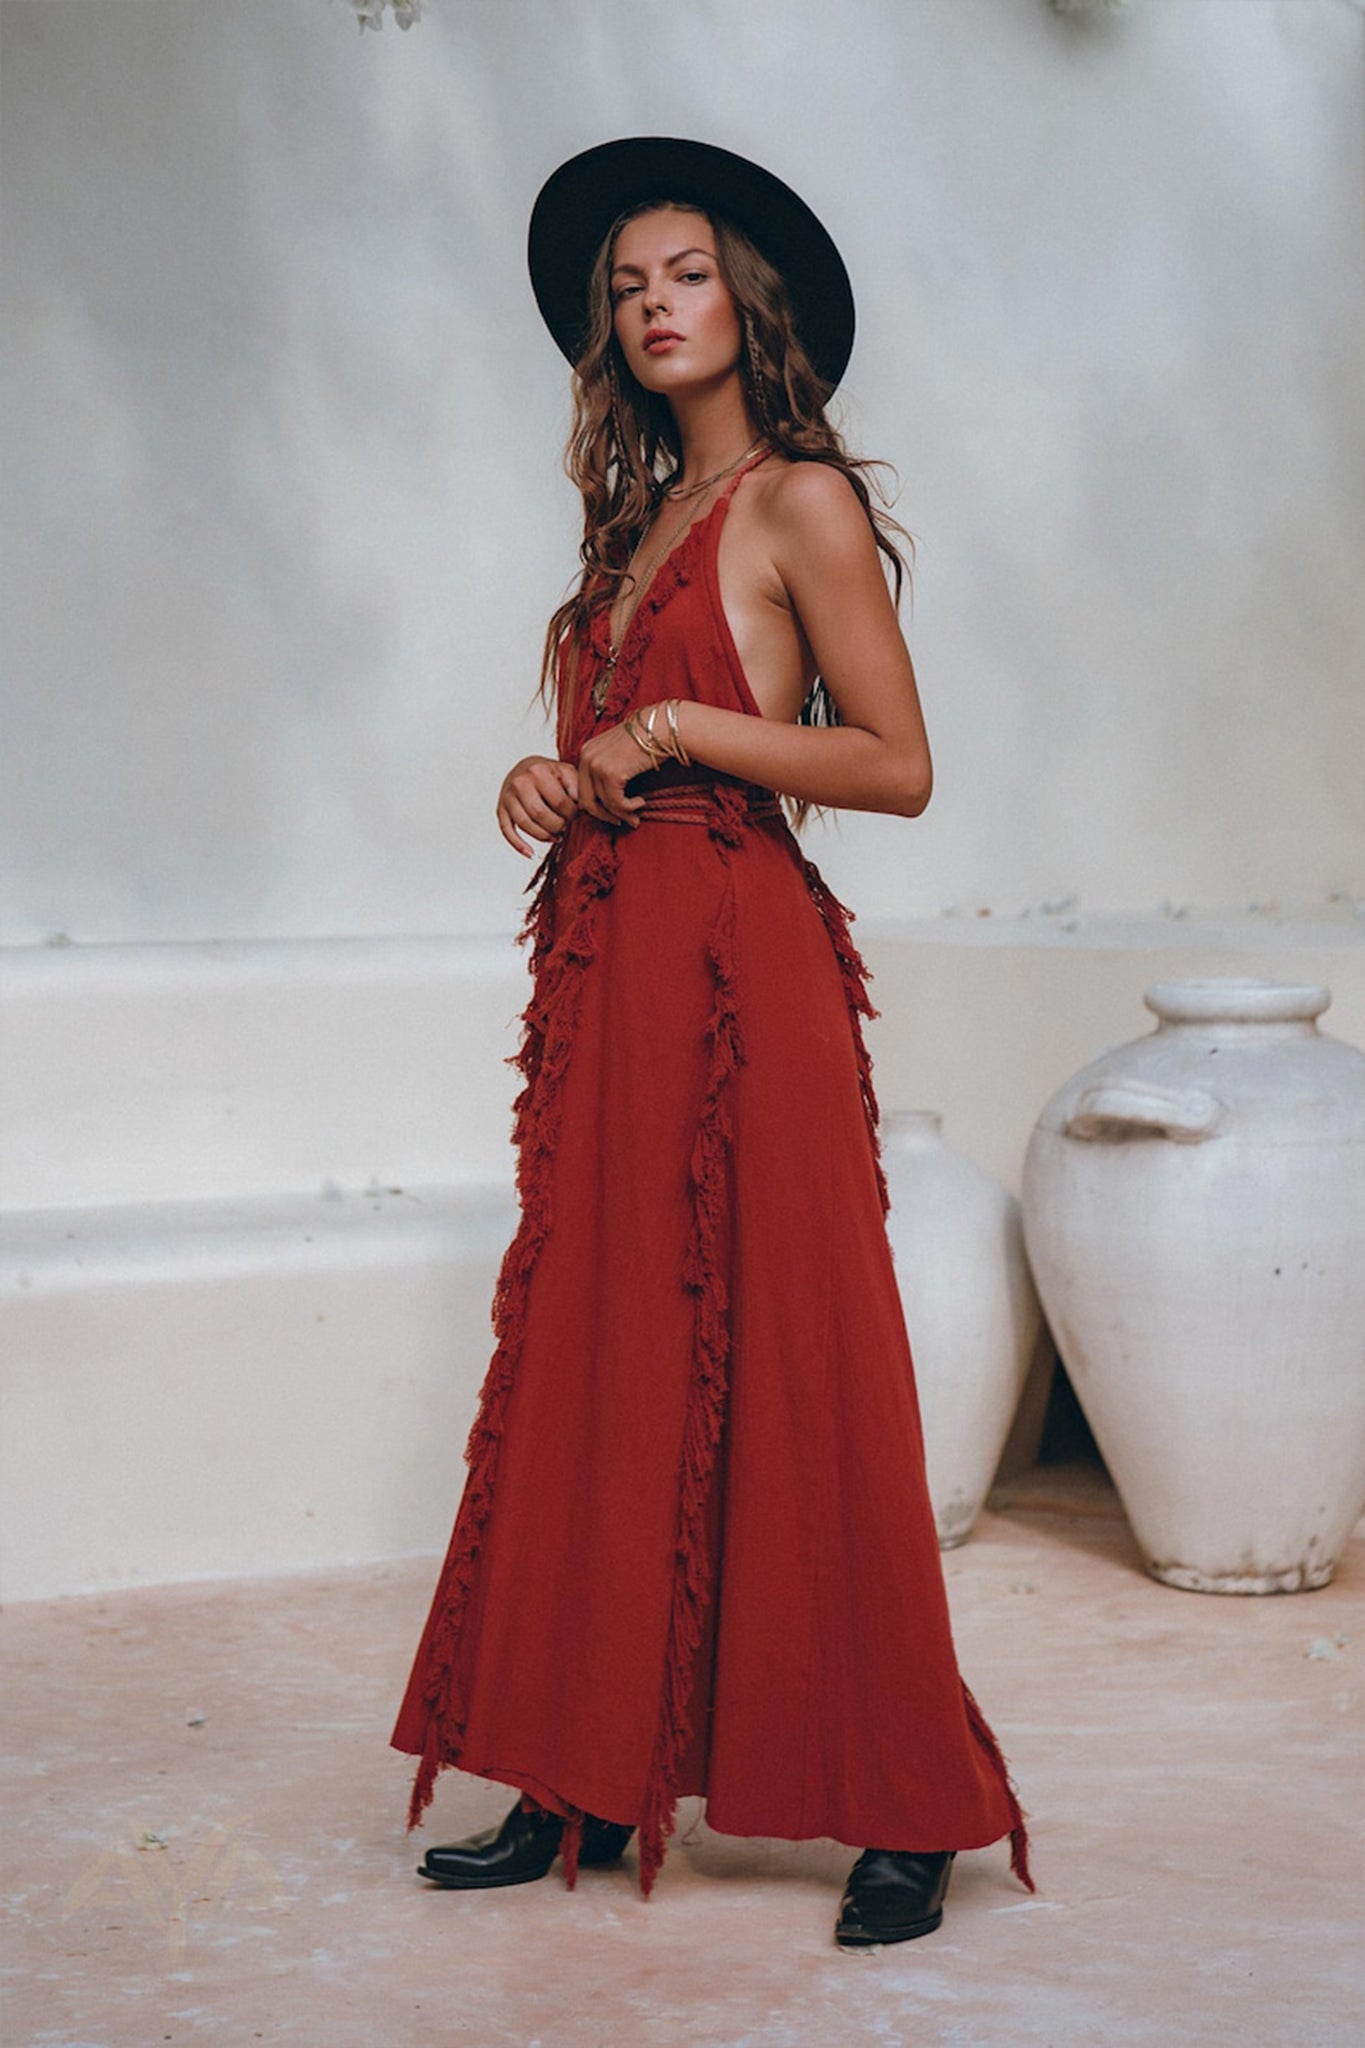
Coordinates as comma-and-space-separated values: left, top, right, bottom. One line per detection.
718, 446, 776, 504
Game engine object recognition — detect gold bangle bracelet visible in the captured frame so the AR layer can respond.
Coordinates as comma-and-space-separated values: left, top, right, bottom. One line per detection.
665, 698, 691, 766
625, 714, 660, 763
641, 705, 670, 760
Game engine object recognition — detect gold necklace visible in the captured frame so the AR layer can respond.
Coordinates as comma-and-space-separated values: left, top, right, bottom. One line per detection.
662, 435, 767, 501
591, 441, 766, 715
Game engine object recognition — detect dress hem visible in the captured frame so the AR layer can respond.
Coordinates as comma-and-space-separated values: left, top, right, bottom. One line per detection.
392, 1747, 1035, 1890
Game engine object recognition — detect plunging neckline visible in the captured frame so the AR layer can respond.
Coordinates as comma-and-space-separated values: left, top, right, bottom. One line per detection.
604, 493, 725, 656
595, 449, 773, 676
584, 498, 724, 726
607, 444, 773, 651
574, 448, 776, 739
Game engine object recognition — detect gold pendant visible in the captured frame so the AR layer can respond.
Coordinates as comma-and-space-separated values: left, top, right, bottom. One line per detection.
592, 656, 616, 715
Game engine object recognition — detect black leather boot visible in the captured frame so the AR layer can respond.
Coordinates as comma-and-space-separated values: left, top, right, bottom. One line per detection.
417, 1801, 634, 1889
575, 1813, 636, 1867
834, 1848, 956, 1947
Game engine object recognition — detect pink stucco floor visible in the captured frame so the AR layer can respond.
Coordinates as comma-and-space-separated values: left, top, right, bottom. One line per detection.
4, 1462, 1362, 2047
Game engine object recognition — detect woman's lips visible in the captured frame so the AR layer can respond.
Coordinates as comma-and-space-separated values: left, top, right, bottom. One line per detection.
644, 333, 682, 353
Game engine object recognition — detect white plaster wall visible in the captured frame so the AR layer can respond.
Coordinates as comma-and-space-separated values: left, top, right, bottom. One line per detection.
4, 0, 1362, 946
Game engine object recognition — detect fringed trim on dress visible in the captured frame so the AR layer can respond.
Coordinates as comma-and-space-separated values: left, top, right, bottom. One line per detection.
798, 853, 889, 1214
961, 1681, 1036, 1892
558, 1809, 585, 1890
637, 808, 746, 1897
403, 828, 621, 1832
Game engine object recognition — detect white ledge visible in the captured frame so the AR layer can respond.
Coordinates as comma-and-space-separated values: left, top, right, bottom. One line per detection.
860, 909, 1365, 951
0, 1183, 516, 1292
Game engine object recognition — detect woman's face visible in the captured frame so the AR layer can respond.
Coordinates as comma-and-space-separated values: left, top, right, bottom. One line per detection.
610, 207, 743, 399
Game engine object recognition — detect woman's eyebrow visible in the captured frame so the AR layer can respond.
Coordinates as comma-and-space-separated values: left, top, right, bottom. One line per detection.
610, 247, 715, 278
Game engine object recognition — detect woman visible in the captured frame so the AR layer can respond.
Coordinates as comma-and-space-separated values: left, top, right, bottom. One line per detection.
390, 136, 1034, 1949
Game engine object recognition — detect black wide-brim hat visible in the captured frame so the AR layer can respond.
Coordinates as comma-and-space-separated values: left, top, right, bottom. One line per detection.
528, 135, 855, 393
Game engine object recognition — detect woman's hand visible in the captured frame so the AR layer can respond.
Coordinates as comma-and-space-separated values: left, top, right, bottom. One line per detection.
575, 721, 651, 830
497, 755, 580, 858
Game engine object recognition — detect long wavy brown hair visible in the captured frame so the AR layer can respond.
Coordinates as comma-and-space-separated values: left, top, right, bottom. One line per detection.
540, 198, 914, 782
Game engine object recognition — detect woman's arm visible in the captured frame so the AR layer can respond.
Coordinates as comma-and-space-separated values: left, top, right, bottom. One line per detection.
577, 462, 932, 825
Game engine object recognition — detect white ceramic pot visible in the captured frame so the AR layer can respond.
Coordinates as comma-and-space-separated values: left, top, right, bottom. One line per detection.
1022, 980, 1365, 1593
885, 1111, 1042, 1547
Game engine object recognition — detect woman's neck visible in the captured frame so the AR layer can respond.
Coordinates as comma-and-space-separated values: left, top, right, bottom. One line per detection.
667, 381, 762, 493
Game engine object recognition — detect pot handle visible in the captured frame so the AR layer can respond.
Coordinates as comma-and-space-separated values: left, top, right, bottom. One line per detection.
1066, 1082, 1225, 1145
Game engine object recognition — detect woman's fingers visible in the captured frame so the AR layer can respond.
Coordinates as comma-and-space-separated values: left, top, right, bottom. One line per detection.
497, 806, 534, 858
577, 746, 645, 827
540, 761, 581, 815
526, 766, 577, 822
516, 785, 572, 835
506, 796, 564, 842
575, 761, 613, 823
600, 776, 645, 824
593, 768, 638, 824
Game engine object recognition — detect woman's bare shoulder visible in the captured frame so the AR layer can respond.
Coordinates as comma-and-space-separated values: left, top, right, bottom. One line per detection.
754, 456, 876, 560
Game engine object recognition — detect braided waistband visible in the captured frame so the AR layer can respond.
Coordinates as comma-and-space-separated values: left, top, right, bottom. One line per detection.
635, 781, 783, 827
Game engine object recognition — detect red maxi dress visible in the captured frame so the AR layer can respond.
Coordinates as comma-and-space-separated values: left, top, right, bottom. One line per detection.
391, 454, 1033, 1898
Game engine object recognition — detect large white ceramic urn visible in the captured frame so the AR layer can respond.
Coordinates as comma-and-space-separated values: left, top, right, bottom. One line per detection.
884, 1111, 1041, 1548
1022, 980, 1365, 1593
